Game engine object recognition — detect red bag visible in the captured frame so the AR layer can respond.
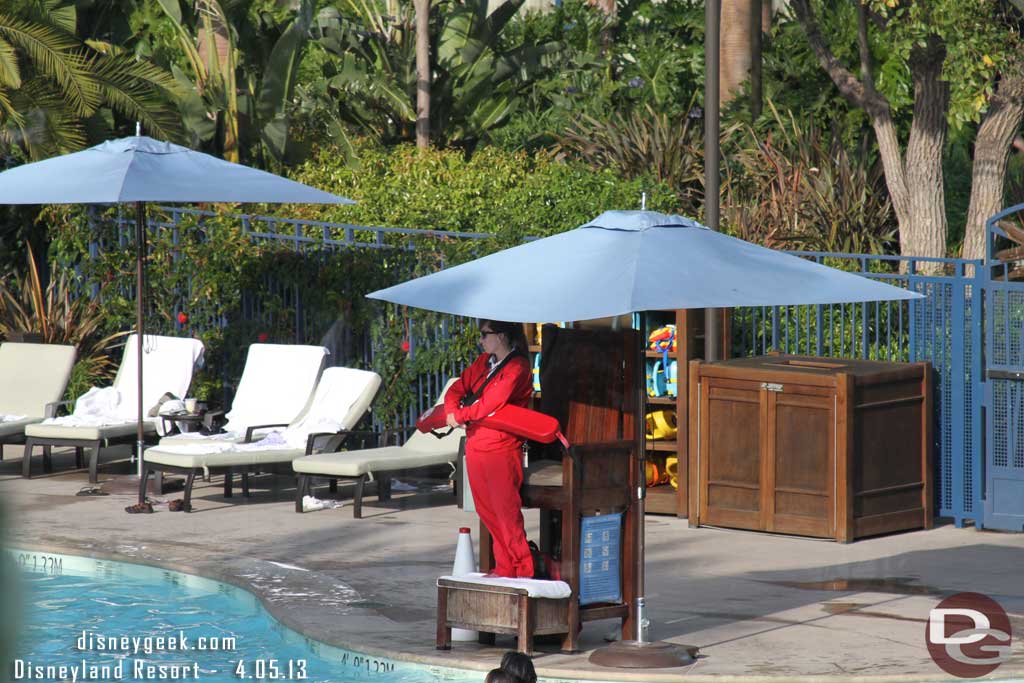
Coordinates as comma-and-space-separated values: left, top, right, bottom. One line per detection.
416, 403, 568, 448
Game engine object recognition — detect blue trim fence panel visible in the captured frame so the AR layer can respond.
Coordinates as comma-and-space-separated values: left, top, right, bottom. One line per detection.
981, 205, 1024, 531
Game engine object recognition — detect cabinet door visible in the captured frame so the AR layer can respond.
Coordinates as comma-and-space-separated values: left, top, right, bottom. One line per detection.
697, 377, 763, 530
765, 388, 835, 537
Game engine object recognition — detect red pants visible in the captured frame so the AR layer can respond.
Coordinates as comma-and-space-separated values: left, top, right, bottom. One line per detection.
466, 442, 533, 578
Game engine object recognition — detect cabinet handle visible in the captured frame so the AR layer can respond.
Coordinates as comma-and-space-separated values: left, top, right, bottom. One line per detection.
760, 382, 783, 392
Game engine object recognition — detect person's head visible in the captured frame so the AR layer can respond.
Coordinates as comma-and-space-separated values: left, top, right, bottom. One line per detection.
478, 320, 527, 357
484, 668, 514, 683
500, 651, 537, 683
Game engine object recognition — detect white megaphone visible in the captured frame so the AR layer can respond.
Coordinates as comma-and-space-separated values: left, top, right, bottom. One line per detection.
451, 527, 479, 642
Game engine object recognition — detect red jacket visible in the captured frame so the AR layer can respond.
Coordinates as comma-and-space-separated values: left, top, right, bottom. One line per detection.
444, 352, 533, 449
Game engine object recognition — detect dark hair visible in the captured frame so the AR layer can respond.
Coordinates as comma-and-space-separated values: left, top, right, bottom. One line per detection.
484, 668, 514, 683
481, 320, 528, 354
500, 652, 537, 683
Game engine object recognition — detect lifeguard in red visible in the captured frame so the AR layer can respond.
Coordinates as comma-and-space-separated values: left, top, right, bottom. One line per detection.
445, 330, 534, 578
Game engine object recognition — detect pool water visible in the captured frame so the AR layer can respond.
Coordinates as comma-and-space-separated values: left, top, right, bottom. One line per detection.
9, 550, 478, 683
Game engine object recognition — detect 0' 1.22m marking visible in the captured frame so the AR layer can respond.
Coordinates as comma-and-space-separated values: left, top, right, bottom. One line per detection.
15, 553, 63, 574
234, 659, 307, 679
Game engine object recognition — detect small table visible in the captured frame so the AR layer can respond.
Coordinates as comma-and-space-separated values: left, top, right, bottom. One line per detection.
160, 411, 207, 435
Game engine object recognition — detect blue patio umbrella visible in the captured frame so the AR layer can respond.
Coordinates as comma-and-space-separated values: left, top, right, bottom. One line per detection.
368, 210, 921, 664
0, 135, 354, 473
368, 210, 920, 320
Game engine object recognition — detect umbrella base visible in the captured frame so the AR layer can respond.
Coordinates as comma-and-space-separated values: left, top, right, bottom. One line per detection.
588, 640, 698, 669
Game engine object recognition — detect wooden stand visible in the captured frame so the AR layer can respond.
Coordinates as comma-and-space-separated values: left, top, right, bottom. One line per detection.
436, 578, 570, 655
477, 326, 639, 652
688, 354, 933, 542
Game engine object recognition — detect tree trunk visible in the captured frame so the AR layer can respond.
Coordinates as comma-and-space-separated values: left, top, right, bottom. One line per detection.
720, 0, 756, 105
902, 35, 949, 269
414, 0, 430, 149
750, 0, 764, 118
791, 0, 949, 268
962, 66, 1024, 261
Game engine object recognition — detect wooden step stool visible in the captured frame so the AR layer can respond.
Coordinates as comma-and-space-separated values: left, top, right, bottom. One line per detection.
436, 577, 570, 655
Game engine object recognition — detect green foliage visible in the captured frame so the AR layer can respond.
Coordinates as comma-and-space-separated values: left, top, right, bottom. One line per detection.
150, 0, 316, 164
288, 141, 678, 252
493, 0, 705, 151
731, 297, 912, 364
756, 7, 874, 146
552, 102, 703, 211
722, 102, 897, 254
0, 247, 126, 399
302, 0, 560, 154
862, 0, 1016, 135
0, 0, 183, 159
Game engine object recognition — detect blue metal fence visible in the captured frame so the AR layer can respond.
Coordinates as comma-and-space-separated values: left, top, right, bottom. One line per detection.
83, 209, 988, 522
981, 205, 1024, 530
730, 253, 984, 526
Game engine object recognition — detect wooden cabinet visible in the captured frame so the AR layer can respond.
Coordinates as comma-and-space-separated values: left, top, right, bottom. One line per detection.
688, 355, 933, 542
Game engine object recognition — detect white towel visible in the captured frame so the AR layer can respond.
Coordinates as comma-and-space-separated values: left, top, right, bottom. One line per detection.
40, 335, 204, 429
149, 441, 237, 455
1, 414, 28, 423
42, 386, 124, 427
437, 573, 572, 599
160, 430, 246, 443
115, 335, 205, 421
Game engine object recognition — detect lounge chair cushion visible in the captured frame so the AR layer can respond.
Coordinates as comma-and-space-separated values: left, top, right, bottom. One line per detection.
222, 344, 327, 432
144, 366, 382, 468
0, 417, 40, 438
291, 377, 463, 479
143, 445, 305, 469
158, 343, 328, 446
293, 445, 458, 478
0, 343, 76, 418
25, 421, 157, 442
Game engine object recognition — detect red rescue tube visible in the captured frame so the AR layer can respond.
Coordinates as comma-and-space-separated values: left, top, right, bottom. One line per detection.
416, 404, 568, 447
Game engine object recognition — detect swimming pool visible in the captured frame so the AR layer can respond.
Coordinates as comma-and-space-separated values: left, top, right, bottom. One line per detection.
8, 550, 481, 683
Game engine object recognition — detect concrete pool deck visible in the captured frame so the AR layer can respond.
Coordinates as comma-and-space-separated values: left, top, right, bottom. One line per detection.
2, 444, 1023, 682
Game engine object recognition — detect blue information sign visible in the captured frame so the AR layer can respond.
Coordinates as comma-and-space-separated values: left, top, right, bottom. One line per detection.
579, 512, 622, 605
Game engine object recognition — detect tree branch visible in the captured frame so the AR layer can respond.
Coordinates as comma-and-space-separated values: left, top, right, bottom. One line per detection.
856, 1, 874, 92
790, 0, 888, 118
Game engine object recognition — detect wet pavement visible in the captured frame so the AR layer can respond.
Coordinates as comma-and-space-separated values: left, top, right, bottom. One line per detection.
3, 444, 1023, 682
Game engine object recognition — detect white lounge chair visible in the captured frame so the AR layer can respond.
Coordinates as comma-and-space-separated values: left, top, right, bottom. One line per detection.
138, 366, 382, 511
158, 343, 328, 446
292, 379, 465, 518
23, 334, 204, 482
0, 342, 77, 450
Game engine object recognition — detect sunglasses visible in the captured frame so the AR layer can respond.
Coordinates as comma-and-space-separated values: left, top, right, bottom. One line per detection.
479, 330, 498, 338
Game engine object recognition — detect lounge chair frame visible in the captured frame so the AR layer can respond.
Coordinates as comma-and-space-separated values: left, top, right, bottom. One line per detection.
294, 432, 464, 518
22, 433, 151, 483
138, 430, 357, 511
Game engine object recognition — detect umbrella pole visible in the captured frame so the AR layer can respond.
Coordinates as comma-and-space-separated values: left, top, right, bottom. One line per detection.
588, 327, 698, 668
135, 201, 146, 476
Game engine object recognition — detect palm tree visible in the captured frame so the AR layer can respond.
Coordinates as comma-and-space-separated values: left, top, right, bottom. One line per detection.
0, 0, 182, 161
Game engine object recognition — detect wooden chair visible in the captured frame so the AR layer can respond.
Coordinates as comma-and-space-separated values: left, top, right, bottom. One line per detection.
478, 325, 641, 652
